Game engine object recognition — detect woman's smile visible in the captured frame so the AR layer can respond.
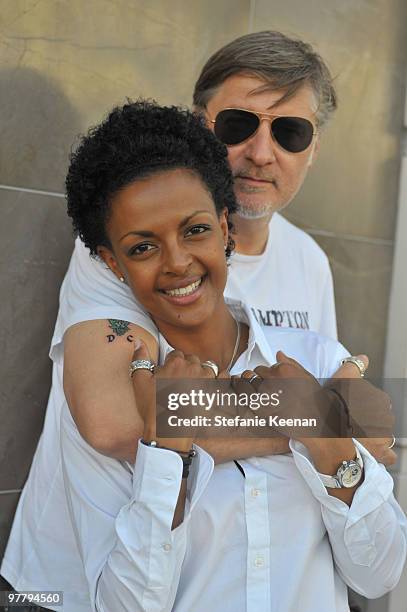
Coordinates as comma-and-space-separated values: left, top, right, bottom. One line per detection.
158, 274, 207, 304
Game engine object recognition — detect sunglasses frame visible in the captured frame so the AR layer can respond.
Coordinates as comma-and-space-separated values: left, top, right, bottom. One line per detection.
209, 107, 318, 153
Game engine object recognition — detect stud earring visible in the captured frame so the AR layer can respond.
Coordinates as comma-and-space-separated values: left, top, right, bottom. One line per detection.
119, 276, 125, 283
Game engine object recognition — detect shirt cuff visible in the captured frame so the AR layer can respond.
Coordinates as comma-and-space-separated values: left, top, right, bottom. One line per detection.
289, 438, 394, 517
132, 440, 214, 514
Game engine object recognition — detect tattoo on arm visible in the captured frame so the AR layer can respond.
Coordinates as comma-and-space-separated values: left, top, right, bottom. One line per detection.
106, 319, 134, 343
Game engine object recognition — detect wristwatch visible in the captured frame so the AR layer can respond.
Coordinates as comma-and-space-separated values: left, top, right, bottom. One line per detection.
318, 446, 363, 489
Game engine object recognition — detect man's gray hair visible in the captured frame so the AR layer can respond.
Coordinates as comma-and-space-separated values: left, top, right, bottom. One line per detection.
193, 31, 337, 127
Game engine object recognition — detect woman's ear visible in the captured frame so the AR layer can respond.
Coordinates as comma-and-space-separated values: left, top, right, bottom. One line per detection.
97, 246, 125, 282
220, 207, 229, 248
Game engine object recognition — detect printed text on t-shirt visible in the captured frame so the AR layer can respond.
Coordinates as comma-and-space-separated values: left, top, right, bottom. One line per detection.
251, 308, 309, 330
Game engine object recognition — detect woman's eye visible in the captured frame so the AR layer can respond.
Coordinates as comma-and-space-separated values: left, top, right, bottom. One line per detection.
185, 224, 211, 237
129, 243, 155, 256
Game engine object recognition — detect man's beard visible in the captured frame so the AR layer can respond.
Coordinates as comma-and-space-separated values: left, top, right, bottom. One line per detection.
233, 166, 276, 219
236, 199, 274, 219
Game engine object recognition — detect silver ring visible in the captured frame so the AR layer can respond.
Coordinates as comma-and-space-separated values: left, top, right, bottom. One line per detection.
340, 356, 367, 377
248, 373, 262, 384
201, 360, 219, 378
129, 359, 155, 378
389, 436, 396, 449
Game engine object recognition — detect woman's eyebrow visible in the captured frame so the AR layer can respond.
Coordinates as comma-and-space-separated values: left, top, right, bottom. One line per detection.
120, 229, 155, 241
178, 210, 210, 228
120, 211, 210, 242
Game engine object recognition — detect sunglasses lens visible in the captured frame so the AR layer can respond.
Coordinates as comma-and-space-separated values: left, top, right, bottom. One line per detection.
272, 117, 314, 153
214, 109, 259, 145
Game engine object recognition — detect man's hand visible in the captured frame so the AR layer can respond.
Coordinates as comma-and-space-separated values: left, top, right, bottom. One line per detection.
238, 351, 396, 467
327, 354, 396, 466
355, 438, 396, 466
236, 350, 337, 438
330, 354, 369, 379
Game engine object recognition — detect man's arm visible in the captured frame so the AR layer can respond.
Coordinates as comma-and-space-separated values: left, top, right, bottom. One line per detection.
201, 437, 290, 464
64, 321, 394, 466
63, 319, 288, 462
63, 319, 152, 460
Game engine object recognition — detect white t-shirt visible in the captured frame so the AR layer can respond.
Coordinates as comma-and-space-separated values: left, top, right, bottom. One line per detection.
49, 212, 336, 363
226, 213, 337, 339
2, 300, 405, 612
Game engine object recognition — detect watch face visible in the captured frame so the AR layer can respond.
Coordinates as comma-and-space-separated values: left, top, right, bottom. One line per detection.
340, 462, 362, 488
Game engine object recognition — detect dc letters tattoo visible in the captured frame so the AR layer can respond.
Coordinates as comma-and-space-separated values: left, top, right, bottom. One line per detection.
106, 319, 134, 343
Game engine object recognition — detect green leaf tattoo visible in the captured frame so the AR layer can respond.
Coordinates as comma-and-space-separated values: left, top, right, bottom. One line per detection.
108, 319, 130, 337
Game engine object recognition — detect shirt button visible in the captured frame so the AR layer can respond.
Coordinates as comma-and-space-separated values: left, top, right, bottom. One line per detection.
254, 556, 264, 567
162, 543, 172, 552
251, 488, 260, 497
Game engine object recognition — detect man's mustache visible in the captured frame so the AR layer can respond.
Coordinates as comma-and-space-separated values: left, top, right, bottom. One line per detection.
233, 167, 276, 183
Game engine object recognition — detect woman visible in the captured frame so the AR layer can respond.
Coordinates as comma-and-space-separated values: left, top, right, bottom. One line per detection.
3, 101, 406, 612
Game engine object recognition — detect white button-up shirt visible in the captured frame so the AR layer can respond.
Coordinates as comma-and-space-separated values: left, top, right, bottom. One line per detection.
2, 301, 406, 612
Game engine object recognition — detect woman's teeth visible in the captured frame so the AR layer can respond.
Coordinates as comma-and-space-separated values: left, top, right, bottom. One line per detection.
165, 278, 202, 297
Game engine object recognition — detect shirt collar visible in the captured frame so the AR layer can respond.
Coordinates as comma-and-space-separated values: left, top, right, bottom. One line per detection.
157, 297, 274, 369
225, 298, 273, 366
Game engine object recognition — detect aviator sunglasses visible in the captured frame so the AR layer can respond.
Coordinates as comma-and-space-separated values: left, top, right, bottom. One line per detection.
210, 108, 317, 153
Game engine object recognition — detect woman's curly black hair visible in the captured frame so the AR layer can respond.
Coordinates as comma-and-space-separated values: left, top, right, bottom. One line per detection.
66, 99, 237, 257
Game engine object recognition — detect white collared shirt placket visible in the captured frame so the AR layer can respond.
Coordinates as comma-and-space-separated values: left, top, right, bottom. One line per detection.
241, 460, 271, 611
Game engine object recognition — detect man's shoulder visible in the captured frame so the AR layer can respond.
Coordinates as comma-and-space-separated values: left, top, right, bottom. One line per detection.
271, 213, 329, 265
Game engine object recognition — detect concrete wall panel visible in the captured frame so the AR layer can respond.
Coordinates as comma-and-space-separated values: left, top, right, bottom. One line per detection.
314, 235, 393, 377
0, 0, 250, 191
0, 190, 73, 491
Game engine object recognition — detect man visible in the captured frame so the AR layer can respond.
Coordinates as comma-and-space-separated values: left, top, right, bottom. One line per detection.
194, 31, 336, 338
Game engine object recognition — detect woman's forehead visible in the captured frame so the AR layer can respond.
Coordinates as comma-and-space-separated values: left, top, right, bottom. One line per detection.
108, 169, 218, 237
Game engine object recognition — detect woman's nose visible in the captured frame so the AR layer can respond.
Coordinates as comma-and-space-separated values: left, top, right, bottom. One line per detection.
161, 242, 193, 275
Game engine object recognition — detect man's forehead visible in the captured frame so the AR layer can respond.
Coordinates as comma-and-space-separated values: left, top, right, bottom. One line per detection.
208, 74, 318, 114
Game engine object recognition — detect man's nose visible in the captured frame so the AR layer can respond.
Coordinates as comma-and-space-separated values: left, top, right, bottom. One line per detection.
161, 242, 193, 275
244, 120, 277, 166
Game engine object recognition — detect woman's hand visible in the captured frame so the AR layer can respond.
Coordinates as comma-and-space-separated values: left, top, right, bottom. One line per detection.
131, 338, 226, 452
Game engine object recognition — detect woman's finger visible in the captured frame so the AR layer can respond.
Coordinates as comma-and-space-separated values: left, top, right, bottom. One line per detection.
184, 353, 201, 365
164, 349, 185, 363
